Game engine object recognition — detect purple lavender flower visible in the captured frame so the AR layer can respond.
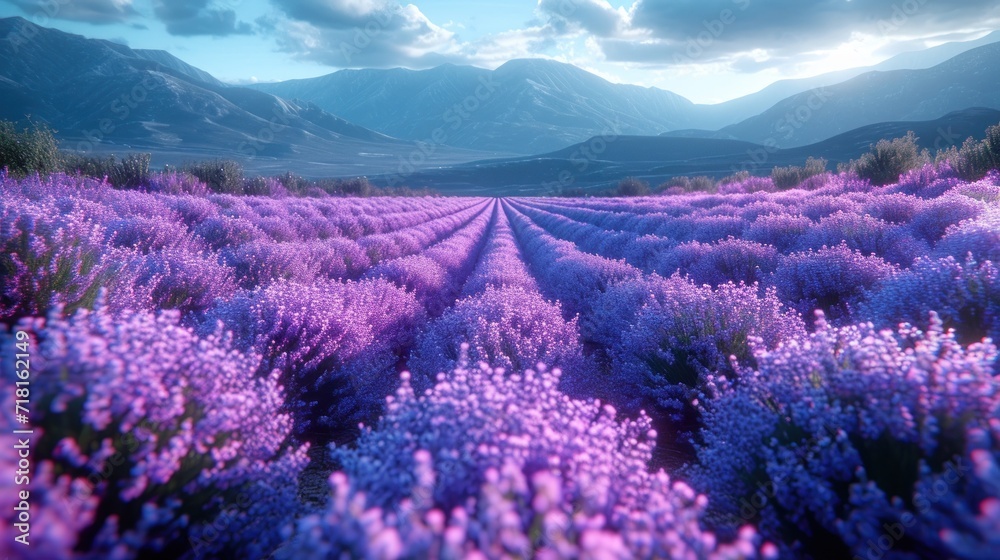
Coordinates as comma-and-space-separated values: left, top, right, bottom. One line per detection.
276, 353, 774, 559
690, 312, 999, 558
0, 305, 308, 557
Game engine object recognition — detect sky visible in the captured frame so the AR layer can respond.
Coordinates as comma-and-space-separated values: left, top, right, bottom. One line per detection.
1, 0, 998, 104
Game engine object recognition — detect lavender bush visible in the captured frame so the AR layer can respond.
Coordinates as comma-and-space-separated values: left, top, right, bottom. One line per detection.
690, 313, 998, 558
0, 304, 308, 558
2, 167, 997, 558
277, 352, 775, 559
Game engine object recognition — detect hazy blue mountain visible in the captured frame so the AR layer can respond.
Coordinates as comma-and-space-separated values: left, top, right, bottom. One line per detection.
384, 107, 1000, 196
131, 49, 227, 88
664, 42, 1000, 148
251, 58, 698, 154
691, 31, 1000, 130
0, 17, 491, 175
250, 32, 1000, 153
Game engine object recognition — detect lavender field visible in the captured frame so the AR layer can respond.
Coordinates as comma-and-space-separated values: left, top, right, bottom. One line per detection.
0, 163, 998, 560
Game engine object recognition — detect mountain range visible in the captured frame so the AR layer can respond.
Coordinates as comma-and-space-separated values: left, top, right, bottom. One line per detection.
250, 59, 697, 154
692, 30, 1000, 129
665, 41, 1000, 148
2, 16, 999, 192
368, 107, 1000, 196
251, 34, 1000, 154
0, 16, 490, 176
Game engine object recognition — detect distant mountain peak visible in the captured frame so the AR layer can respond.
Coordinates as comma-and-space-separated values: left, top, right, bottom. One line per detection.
0, 16, 453, 173
251, 56, 694, 154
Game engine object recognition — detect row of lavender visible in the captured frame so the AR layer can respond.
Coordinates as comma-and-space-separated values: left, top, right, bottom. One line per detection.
0, 169, 770, 558
0, 170, 489, 322
0, 165, 998, 559
511, 165, 1000, 340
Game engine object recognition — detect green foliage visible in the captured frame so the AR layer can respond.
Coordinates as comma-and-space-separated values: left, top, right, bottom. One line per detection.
242, 175, 275, 196
614, 176, 650, 197
939, 121, 1000, 181
61, 152, 151, 189
719, 170, 751, 185
113, 152, 151, 188
333, 177, 374, 196
771, 157, 827, 189
657, 175, 716, 194
183, 159, 246, 194
0, 118, 61, 177
841, 131, 931, 186
276, 171, 311, 194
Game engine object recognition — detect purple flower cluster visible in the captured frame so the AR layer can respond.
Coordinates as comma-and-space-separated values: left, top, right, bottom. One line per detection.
690, 312, 999, 558
773, 243, 897, 324
277, 353, 775, 559
862, 255, 1000, 347
364, 202, 495, 315
0, 305, 308, 557
1, 190, 117, 322
2, 165, 998, 557
408, 286, 589, 394
205, 278, 425, 442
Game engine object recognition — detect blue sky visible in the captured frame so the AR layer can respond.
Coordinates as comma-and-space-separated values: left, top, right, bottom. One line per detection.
1, 1, 998, 103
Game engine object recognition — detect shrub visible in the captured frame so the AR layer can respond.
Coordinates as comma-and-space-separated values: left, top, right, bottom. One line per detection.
408, 286, 589, 393
243, 175, 289, 197
719, 170, 751, 185
110, 152, 151, 188
773, 243, 897, 324
0, 306, 308, 557
890, 162, 965, 199
717, 176, 775, 195
686, 238, 780, 287
797, 210, 924, 265
690, 313, 999, 558
614, 176, 650, 197
104, 214, 198, 253
771, 157, 827, 189
314, 177, 375, 197
205, 279, 425, 442
276, 353, 772, 559
183, 159, 245, 194
115, 248, 238, 317
0, 197, 118, 323
276, 171, 311, 194
608, 277, 805, 469
862, 255, 1000, 346
146, 170, 209, 195
908, 195, 984, 243
744, 213, 813, 253
939, 122, 1000, 181
0, 119, 60, 176
61, 152, 152, 189
658, 175, 716, 193
841, 132, 931, 186
933, 209, 1000, 263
